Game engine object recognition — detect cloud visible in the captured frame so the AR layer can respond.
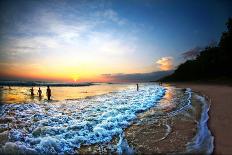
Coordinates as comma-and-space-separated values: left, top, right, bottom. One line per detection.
0, 1, 149, 79
181, 47, 203, 60
0, 7, 137, 63
156, 57, 174, 71
101, 70, 174, 82
97, 9, 127, 25
87, 31, 136, 55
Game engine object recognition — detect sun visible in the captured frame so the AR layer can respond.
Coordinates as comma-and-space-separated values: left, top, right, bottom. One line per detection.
72, 75, 79, 82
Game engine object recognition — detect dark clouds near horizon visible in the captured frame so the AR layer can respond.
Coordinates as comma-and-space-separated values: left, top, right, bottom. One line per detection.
102, 70, 174, 82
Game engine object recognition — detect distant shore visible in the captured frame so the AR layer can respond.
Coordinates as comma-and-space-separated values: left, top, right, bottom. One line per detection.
170, 82, 232, 155
0, 81, 94, 87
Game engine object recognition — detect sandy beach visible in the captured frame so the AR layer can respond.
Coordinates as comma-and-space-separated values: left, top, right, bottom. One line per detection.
171, 83, 232, 155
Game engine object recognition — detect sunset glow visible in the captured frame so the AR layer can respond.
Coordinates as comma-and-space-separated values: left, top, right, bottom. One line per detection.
0, 0, 231, 82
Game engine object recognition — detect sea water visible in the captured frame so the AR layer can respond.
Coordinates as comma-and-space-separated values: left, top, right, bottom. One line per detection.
0, 83, 213, 154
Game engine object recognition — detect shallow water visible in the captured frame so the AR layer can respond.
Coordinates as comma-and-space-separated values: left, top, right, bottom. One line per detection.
0, 83, 213, 154
0, 83, 134, 103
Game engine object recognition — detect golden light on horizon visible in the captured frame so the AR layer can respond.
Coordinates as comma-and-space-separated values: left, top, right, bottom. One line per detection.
0, 61, 165, 82
72, 74, 80, 82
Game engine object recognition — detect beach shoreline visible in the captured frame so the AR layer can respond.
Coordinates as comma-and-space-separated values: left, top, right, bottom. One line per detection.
124, 85, 213, 154
169, 82, 232, 155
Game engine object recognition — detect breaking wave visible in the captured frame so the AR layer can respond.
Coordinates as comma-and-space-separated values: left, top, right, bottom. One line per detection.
0, 85, 165, 154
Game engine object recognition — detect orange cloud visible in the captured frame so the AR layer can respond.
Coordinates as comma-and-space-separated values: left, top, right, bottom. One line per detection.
156, 57, 174, 71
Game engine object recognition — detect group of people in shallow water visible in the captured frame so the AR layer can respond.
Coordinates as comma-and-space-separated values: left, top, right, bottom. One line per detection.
30, 86, 51, 100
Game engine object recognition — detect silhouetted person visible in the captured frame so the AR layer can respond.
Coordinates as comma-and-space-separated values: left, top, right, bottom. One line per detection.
46, 86, 51, 100
37, 87, 42, 98
136, 83, 139, 91
30, 87, 34, 96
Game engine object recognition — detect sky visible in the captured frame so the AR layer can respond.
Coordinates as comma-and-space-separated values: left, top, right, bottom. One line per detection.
0, 0, 232, 82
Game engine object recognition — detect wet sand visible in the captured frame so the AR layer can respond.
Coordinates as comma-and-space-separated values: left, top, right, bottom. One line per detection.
125, 91, 202, 154
171, 83, 232, 155
125, 119, 197, 154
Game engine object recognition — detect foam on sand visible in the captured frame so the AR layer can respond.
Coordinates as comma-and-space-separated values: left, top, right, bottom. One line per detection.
187, 94, 214, 154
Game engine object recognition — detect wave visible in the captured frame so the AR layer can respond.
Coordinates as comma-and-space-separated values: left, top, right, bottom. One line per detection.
0, 85, 165, 154
186, 92, 214, 154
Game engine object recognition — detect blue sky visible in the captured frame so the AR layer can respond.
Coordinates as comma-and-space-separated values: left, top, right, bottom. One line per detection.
0, 0, 232, 82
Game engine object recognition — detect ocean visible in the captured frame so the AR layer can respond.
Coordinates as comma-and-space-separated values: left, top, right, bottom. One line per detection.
0, 82, 213, 154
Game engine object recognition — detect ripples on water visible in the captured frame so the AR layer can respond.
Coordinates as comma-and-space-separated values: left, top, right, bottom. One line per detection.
0, 83, 213, 154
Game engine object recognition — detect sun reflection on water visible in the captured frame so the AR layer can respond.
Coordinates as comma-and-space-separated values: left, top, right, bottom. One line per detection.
0, 84, 135, 104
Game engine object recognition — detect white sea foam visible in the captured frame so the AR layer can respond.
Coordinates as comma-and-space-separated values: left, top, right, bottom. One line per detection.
0, 84, 165, 154
186, 93, 214, 154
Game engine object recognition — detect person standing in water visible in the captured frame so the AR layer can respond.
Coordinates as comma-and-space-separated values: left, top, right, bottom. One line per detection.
30, 87, 34, 96
136, 83, 139, 91
37, 87, 42, 98
46, 86, 51, 100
